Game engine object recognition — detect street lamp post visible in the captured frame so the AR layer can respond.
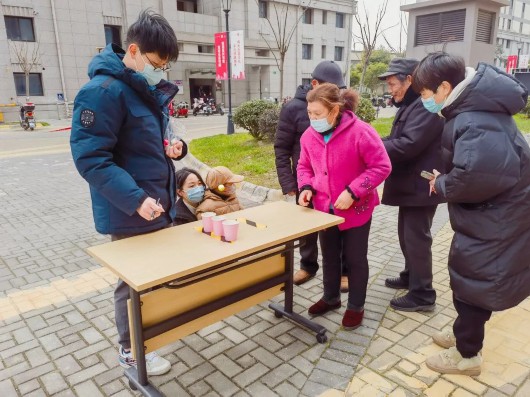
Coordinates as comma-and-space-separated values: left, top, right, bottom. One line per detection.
517, 40, 523, 68
221, 0, 235, 135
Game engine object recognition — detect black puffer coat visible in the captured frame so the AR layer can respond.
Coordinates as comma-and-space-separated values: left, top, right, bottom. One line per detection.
436, 63, 530, 311
274, 85, 311, 194
382, 88, 446, 206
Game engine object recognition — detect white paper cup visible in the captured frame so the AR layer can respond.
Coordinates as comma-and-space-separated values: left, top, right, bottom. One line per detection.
212, 215, 227, 236
222, 220, 239, 241
201, 212, 216, 233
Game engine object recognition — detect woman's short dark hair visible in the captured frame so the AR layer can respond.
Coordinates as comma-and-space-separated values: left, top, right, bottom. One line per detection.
412, 52, 466, 93
175, 168, 205, 191
126, 10, 179, 62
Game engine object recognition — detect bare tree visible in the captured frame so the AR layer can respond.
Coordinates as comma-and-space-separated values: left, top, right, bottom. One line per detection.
353, 0, 396, 93
256, 0, 312, 100
382, 0, 409, 56
9, 40, 41, 100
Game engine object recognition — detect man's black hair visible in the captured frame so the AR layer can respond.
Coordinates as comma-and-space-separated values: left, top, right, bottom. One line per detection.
412, 52, 466, 93
126, 10, 179, 62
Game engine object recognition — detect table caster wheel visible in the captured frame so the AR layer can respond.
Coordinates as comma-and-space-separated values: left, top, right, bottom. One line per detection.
129, 380, 138, 391
316, 333, 327, 344
274, 311, 283, 319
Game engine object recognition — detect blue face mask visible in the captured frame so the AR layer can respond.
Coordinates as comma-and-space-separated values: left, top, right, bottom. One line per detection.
140, 63, 165, 86
185, 185, 205, 204
134, 53, 165, 87
421, 96, 445, 114
310, 116, 333, 133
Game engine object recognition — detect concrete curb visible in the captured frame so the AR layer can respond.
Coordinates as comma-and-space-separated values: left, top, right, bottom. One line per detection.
177, 150, 285, 205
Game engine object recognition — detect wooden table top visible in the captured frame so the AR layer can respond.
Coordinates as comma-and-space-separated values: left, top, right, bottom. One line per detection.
87, 201, 343, 291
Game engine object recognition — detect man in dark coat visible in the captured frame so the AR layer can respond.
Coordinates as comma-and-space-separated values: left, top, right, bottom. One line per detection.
70, 11, 186, 376
378, 58, 445, 312
274, 61, 347, 286
413, 52, 530, 376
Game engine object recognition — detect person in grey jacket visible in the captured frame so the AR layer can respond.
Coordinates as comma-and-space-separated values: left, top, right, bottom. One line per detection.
378, 58, 445, 312
413, 52, 530, 376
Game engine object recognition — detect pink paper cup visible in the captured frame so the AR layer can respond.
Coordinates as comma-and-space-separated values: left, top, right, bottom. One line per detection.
201, 212, 216, 233
212, 215, 227, 236
222, 220, 239, 241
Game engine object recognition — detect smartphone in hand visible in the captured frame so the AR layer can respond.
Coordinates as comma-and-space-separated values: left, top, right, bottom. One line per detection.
420, 170, 435, 180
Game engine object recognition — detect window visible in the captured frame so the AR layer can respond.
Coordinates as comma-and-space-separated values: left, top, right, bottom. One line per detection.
303, 8, 313, 24
198, 45, 214, 53
178, 42, 184, 52
336, 13, 345, 28
259, 1, 268, 18
177, 0, 198, 13
506, 39, 511, 48
302, 78, 311, 86
5, 16, 35, 41
14, 73, 43, 96
508, 19, 512, 30
476, 10, 494, 43
256, 49, 269, 57
415, 9, 466, 46
334, 46, 343, 61
322, 10, 327, 24
104, 25, 121, 47
302, 44, 313, 60
321, 45, 326, 58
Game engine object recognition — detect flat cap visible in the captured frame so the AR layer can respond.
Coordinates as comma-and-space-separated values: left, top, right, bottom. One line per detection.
378, 58, 419, 80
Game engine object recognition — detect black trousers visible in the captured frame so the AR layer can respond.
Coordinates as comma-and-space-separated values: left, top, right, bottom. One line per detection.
320, 218, 371, 310
453, 297, 492, 358
397, 205, 437, 305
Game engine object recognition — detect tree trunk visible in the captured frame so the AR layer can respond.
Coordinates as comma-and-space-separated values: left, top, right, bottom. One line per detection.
279, 53, 285, 102
25, 72, 30, 100
359, 59, 368, 94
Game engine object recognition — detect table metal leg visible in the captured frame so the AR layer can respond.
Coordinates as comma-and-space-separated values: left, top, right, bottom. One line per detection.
269, 239, 328, 344
127, 288, 164, 396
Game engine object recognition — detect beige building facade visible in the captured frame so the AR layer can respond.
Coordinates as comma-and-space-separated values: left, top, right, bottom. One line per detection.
402, 0, 509, 67
0, 0, 356, 121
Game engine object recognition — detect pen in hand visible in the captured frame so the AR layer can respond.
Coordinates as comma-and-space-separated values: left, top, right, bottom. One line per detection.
150, 198, 160, 220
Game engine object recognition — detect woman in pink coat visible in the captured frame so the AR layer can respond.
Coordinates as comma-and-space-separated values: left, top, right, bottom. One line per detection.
298, 83, 391, 329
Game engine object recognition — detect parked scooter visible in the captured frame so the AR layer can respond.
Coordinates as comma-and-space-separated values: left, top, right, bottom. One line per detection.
19, 102, 36, 131
207, 98, 225, 115
192, 98, 213, 116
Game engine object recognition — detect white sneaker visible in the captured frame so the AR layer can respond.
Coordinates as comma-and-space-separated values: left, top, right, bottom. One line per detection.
145, 351, 171, 376
426, 346, 481, 376
119, 347, 171, 376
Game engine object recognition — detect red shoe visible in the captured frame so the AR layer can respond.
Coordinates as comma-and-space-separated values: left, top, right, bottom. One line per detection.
308, 299, 341, 316
342, 309, 364, 330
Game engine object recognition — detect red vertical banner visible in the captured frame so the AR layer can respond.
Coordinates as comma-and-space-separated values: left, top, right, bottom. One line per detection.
507, 55, 518, 73
215, 32, 228, 80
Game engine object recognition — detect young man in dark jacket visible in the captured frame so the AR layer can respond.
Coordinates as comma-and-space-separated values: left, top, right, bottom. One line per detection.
378, 58, 445, 312
414, 52, 530, 376
70, 11, 186, 376
274, 61, 347, 286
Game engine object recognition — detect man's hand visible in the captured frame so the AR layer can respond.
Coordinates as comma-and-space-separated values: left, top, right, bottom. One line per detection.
136, 197, 165, 221
429, 169, 441, 196
334, 190, 354, 210
287, 191, 296, 196
165, 140, 183, 159
298, 190, 313, 207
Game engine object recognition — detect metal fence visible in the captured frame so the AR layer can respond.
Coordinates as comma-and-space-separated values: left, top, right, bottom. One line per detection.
0, 102, 72, 123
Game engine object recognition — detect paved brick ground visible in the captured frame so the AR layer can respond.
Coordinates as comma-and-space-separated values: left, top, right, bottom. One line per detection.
1, 137, 529, 396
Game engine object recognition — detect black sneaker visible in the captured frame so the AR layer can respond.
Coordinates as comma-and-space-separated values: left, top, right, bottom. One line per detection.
385, 277, 408, 290
390, 294, 435, 312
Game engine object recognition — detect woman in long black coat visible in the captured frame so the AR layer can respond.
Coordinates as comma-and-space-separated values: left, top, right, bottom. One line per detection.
412, 52, 530, 376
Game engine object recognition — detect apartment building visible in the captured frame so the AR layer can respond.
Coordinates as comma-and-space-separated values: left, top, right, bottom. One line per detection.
0, 0, 356, 121
496, 0, 530, 68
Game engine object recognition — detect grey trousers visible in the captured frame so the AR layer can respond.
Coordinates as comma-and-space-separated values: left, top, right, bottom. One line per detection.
397, 205, 438, 305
